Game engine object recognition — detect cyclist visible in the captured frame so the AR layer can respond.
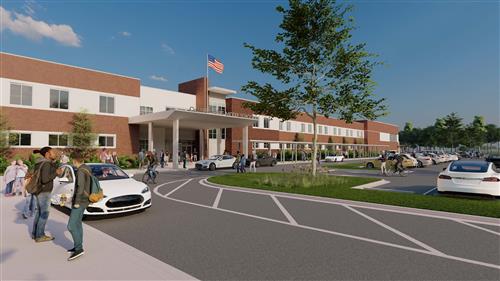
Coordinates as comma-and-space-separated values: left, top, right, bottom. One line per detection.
394, 155, 405, 176
145, 151, 159, 183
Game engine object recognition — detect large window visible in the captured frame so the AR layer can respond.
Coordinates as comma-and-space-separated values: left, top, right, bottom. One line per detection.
217, 106, 226, 114
279, 121, 284, 131
140, 106, 153, 115
286, 122, 291, 131
253, 117, 259, 128
98, 135, 115, 147
208, 129, 217, 139
99, 96, 115, 114
308, 124, 312, 133
50, 89, 69, 109
263, 142, 270, 149
301, 123, 305, 132
209, 105, 217, 113
49, 134, 68, 147
10, 84, 32, 106
324, 126, 328, 135
333, 127, 337, 136
221, 128, 226, 139
318, 125, 322, 134
263, 118, 270, 129
9, 133, 31, 146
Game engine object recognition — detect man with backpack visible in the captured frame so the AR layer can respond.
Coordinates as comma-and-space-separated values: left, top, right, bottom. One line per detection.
67, 151, 92, 261
31, 147, 63, 242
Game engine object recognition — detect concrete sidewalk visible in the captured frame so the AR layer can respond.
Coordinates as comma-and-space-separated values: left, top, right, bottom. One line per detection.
0, 196, 196, 280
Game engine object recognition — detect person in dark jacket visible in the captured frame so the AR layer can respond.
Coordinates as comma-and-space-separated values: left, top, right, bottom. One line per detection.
32, 147, 63, 242
67, 151, 91, 261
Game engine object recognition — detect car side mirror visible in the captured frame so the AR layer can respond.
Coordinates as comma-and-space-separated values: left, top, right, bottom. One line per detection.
59, 177, 70, 183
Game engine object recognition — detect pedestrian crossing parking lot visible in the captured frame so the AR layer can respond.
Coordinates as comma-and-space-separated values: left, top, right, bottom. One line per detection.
85, 170, 500, 280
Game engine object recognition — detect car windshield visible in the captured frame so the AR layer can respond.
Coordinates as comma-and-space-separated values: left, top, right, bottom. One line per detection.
89, 165, 129, 180
208, 155, 222, 160
449, 162, 489, 173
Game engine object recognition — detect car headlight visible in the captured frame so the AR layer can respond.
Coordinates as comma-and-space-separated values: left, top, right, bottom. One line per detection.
141, 186, 150, 194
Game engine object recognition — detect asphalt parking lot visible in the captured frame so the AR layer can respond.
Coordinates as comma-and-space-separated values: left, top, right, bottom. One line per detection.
83, 167, 500, 280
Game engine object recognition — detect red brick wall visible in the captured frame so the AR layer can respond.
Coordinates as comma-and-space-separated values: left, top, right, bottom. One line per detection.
2, 106, 139, 158
0, 53, 140, 97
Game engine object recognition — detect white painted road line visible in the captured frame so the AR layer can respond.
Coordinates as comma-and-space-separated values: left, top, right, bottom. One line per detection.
157, 186, 500, 270
212, 188, 224, 208
423, 187, 437, 195
454, 220, 500, 236
271, 195, 298, 226
162, 178, 193, 197
351, 179, 390, 190
344, 205, 444, 255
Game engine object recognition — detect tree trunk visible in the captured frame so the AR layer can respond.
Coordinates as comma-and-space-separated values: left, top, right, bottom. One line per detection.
311, 110, 318, 176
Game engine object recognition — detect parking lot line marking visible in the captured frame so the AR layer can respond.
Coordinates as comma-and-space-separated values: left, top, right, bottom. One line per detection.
454, 220, 500, 236
344, 205, 443, 255
212, 188, 224, 208
160, 192, 500, 270
162, 179, 193, 197
271, 195, 298, 226
202, 180, 500, 227
423, 187, 437, 195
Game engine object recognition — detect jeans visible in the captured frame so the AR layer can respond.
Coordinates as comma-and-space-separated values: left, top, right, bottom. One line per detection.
380, 162, 387, 175
23, 194, 36, 217
67, 203, 88, 251
32, 192, 51, 239
4, 181, 14, 194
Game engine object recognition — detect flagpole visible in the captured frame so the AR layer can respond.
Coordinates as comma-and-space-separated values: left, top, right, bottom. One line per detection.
206, 53, 209, 112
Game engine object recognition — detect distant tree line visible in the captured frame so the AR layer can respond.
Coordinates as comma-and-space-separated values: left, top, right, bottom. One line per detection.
399, 113, 500, 152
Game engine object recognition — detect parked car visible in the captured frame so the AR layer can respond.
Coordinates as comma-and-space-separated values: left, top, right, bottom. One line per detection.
448, 153, 459, 161
51, 164, 152, 216
364, 155, 415, 169
437, 160, 500, 197
486, 156, 500, 167
426, 153, 443, 165
413, 153, 433, 167
401, 154, 419, 167
324, 155, 345, 162
246, 155, 277, 167
196, 155, 236, 171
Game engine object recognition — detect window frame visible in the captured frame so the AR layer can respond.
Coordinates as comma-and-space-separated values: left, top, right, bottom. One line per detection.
140, 106, 154, 115
263, 118, 270, 129
10, 83, 33, 106
9, 132, 32, 146
50, 89, 69, 110
98, 135, 116, 148
99, 96, 115, 114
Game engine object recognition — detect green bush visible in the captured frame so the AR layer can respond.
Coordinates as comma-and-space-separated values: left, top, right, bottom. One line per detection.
117, 155, 139, 169
0, 157, 8, 174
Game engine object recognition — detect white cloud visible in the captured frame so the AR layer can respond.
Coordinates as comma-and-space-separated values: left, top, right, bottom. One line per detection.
161, 42, 175, 55
0, 6, 81, 47
119, 31, 131, 37
150, 75, 167, 82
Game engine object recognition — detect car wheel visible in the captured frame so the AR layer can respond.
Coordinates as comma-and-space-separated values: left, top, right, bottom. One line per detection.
209, 163, 216, 171
366, 163, 374, 169
271, 161, 276, 167
417, 161, 423, 168
432, 160, 436, 165
232, 162, 238, 169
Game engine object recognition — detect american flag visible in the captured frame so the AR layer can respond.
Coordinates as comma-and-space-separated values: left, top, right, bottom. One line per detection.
208, 55, 224, 74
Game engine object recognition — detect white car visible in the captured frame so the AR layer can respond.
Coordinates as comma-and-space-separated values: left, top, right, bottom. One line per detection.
427, 153, 442, 165
402, 154, 419, 167
437, 161, 500, 196
414, 153, 433, 167
195, 155, 236, 171
51, 163, 152, 216
324, 155, 344, 162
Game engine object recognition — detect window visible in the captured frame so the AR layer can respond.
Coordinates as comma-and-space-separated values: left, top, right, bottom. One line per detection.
301, 124, 305, 132
253, 117, 259, 128
286, 122, 291, 131
50, 89, 69, 109
140, 106, 153, 115
99, 96, 115, 114
324, 126, 328, 135
9, 133, 31, 146
48, 134, 68, 147
350, 130, 354, 137
308, 124, 312, 133
333, 127, 337, 136
318, 125, 322, 134
98, 135, 115, 147
208, 129, 217, 139
209, 105, 217, 113
279, 121, 284, 131
221, 128, 226, 139
263, 118, 270, 129
10, 84, 32, 106
139, 140, 148, 152
263, 142, 270, 149
217, 106, 226, 114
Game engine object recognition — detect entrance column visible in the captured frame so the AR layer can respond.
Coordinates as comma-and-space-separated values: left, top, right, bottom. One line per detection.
199, 130, 204, 160
216, 128, 222, 155
172, 119, 179, 169
242, 126, 249, 156
148, 122, 154, 152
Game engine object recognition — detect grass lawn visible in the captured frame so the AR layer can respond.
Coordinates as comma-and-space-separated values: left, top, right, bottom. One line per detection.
323, 162, 372, 170
208, 173, 500, 218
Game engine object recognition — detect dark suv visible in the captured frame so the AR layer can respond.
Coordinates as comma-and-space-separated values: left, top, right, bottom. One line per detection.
246, 155, 277, 167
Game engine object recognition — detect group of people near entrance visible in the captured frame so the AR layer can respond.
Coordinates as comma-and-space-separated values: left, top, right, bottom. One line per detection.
2, 147, 93, 261
234, 150, 257, 173
138, 149, 199, 170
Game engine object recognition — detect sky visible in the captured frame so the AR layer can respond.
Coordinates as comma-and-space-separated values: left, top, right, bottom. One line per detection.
1, 0, 498, 129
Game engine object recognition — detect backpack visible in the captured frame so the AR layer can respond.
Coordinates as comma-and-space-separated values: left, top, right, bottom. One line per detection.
24, 162, 47, 194
81, 169, 104, 203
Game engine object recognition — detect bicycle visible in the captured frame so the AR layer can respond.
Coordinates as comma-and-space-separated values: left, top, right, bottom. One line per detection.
142, 166, 158, 184
383, 162, 408, 177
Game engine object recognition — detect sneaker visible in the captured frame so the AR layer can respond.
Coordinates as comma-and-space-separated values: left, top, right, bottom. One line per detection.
35, 235, 55, 243
67, 249, 84, 261
67, 247, 75, 253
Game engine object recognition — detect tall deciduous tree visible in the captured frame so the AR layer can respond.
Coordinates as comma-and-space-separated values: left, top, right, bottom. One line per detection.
68, 110, 97, 160
242, 0, 386, 175
442, 112, 463, 151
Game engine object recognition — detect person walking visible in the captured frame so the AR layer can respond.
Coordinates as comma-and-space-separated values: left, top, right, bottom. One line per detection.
13, 159, 28, 196
111, 151, 119, 166
3, 160, 17, 196
99, 148, 108, 163
32, 147, 63, 242
235, 151, 241, 173
239, 154, 247, 173
182, 151, 188, 169
160, 150, 166, 168
138, 150, 145, 169
249, 151, 257, 173
67, 151, 91, 261
380, 154, 387, 176
193, 149, 198, 162
165, 150, 170, 167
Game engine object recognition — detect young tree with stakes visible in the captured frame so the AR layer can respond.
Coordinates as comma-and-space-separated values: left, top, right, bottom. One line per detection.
242, 0, 386, 176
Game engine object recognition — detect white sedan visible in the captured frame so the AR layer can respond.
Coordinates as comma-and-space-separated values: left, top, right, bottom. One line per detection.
324, 155, 344, 162
195, 155, 237, 171
51, 163, 152, 216
437, 161, 500, 196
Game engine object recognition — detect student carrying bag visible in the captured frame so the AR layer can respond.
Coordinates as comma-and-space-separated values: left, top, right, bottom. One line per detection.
24, 162, 47, 194
81, 169, 104, 203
